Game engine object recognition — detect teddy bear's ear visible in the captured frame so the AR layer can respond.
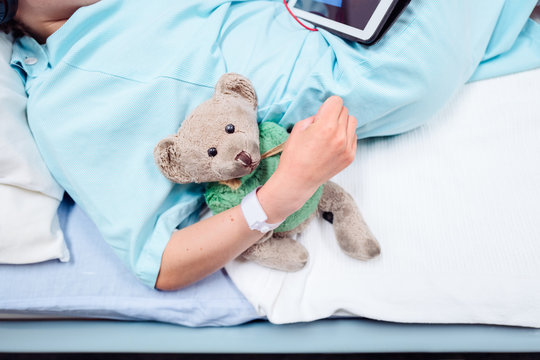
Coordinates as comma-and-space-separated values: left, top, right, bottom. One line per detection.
215, 73, 257, 110
153, 135, 192, 184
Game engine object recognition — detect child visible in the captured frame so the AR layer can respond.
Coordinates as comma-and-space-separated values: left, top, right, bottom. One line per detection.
3, 0, 539, 290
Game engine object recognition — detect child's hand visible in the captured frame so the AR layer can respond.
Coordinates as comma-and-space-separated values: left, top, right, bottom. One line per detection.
258, 96, 357, 223
280, 95, 357, 191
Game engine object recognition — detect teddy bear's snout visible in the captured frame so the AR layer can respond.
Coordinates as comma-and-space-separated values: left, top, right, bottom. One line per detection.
235, 151, 253, 168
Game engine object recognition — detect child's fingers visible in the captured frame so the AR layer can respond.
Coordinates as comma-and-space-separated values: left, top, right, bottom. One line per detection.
290, 116, 315, 135
314, 96, 343, 128
346, 115, 358, 150
351, 133, 358, 155
337, 104, 349, 129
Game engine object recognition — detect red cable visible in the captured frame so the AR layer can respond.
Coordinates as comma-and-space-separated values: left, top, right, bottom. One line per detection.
283, 0, 318, 32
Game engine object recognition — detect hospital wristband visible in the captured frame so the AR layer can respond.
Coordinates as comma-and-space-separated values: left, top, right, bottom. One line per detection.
241, 187, 284, 233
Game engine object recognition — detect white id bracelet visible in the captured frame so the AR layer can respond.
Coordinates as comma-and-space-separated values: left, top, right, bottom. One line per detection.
240, 186, 284, 233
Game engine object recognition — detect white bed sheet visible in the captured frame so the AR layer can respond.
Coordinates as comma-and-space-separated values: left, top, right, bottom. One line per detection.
226, 68, 540, 327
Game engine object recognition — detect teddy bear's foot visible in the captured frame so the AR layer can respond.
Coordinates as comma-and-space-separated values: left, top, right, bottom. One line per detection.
240, 236, 309, 271
319, 181, 381, 260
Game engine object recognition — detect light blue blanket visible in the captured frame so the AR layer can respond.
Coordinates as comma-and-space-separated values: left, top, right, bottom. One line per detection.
11, 0, 540, 288
0, 197, 259, 326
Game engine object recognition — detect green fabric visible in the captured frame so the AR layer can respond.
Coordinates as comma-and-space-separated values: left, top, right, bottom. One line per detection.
205, 122, 324, 232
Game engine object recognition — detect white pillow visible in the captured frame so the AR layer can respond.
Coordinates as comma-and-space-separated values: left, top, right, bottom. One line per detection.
0, 33, 69, 264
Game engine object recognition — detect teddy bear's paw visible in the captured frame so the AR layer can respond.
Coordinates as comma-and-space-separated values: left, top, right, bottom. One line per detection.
241, 237, 309, 271
335, 228, 381, 261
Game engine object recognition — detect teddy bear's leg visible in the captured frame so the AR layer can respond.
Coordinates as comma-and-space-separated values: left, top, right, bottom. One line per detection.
318, 181, 381, 260
240, 234, 309, 271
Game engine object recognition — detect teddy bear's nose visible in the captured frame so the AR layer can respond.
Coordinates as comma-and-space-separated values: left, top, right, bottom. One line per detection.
235, 151, 253, 167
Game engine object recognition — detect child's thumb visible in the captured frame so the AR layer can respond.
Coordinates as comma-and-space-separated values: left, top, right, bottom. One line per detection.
290, 116, 315, 134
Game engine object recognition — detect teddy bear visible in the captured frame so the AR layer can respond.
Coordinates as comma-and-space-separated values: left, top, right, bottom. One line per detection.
154, 73, 380, 271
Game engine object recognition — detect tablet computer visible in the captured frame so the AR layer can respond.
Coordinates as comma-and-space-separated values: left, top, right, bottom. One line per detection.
287, 0, 410, 45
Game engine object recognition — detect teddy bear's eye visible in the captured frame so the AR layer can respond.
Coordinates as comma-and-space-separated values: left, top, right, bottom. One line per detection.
208, 147, 218, 157
225, 124, 235, 134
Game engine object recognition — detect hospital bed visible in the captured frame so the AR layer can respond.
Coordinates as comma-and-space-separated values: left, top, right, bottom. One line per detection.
2, 26, 540, 356
2, 73, 540, 355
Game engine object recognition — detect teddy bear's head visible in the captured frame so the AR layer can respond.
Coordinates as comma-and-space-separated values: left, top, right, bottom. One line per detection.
154, 73, 261, 184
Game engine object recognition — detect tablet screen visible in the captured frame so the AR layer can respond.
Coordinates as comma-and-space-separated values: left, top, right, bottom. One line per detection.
295, 0, 381, 30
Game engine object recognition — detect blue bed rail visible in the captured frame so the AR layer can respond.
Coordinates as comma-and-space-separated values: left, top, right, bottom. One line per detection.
1, 319, 540, 353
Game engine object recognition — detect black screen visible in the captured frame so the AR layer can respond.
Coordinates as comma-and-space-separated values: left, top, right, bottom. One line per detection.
295, 0, 382, 30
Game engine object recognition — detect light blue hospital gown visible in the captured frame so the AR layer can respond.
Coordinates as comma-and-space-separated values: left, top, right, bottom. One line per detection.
11, 0, 540, 287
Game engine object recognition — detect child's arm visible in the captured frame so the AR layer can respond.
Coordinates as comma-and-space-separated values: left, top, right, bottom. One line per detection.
155, 96, 357, 290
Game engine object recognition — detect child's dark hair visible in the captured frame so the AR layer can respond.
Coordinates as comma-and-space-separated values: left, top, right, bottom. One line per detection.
0, 20, 28, 39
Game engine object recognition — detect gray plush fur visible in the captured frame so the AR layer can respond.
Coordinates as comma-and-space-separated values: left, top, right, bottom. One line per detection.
154, 73, 380, 271
154, 74, 260, 184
